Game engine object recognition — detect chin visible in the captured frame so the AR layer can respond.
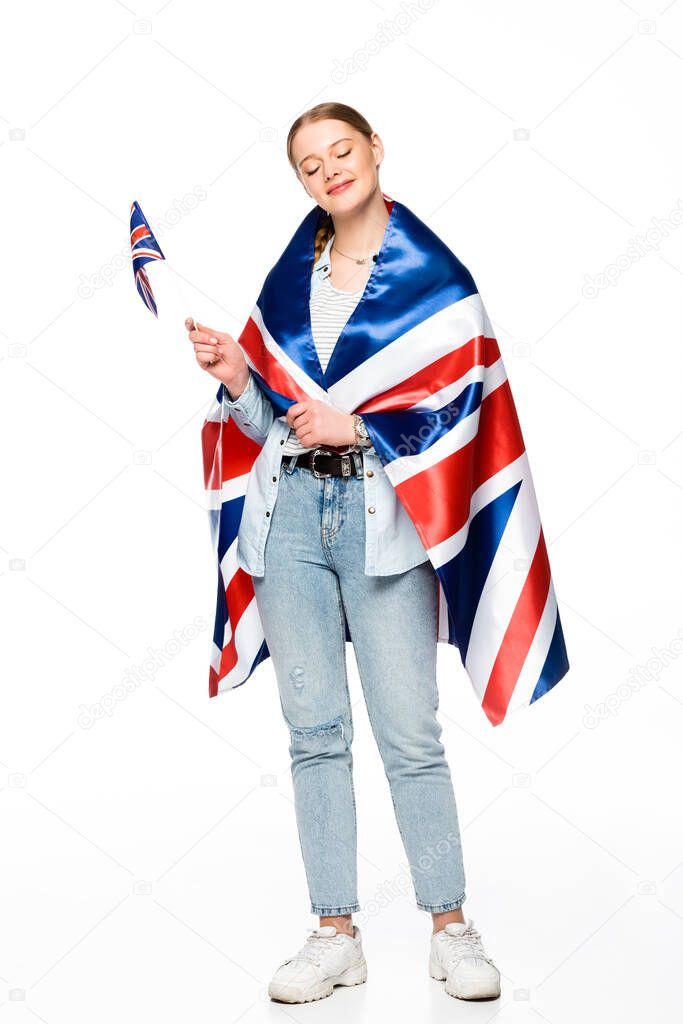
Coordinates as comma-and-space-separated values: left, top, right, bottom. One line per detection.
325, 181, 372, 213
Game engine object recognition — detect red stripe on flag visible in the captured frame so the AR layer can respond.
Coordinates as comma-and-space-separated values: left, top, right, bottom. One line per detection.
357, 335, 499, 414
481, 526, 551, 726
201, 415, 263, 491
221, 419, 262, 479
472, 362, 526, 495
238, 318, 311, 402
201, 420, 221, 489
394, 375, 525, 548
208, 568, 256, 697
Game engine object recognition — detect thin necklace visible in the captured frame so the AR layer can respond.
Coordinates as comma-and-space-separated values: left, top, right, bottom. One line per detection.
331, 242, 378, 266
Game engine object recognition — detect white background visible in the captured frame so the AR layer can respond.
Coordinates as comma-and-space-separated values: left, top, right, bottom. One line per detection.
1, 0, 682, 1020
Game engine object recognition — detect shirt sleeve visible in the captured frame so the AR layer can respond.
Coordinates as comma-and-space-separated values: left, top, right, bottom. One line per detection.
222, 371, 274, 444
224, 371, 254, 404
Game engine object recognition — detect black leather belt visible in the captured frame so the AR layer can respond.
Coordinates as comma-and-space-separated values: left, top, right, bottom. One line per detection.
283, 448, 361, 478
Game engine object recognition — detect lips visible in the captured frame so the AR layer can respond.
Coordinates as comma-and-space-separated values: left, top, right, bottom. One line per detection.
327, 180, 353, 195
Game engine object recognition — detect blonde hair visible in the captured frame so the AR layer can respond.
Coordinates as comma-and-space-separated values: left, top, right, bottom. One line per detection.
286, 102, 376, 263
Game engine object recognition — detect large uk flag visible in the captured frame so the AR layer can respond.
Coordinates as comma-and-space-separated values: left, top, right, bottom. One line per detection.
201, 194, 569, 727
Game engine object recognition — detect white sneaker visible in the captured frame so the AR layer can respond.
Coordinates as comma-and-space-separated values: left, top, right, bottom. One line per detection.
268, 924, 367, 1003
429, 918, 501, 1000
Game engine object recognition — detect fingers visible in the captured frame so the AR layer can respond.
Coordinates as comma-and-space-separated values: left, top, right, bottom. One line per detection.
194, 343, 221, 358
196, 346, 225, 368
188, 327, 216, 345
185, 317, 221, 345
287, 401, 318, 430
192, 335, 218, 356
192, 320, 215, 335
185, 318, 230, 375
185, 316, 206, 341
196, 350, 218, 368
287, 400, 308, 421
196, 342, 227, 373
288, 413, 310, 436
185, 317, 213, 334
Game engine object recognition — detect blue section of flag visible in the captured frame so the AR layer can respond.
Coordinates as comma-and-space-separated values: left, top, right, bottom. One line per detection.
130, 200, 165, 317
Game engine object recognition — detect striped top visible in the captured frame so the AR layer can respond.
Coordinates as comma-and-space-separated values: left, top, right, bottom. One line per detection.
281, 233, 378, 456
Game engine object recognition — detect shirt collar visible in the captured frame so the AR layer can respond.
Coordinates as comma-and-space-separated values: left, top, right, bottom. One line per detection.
312, 232, 380, 280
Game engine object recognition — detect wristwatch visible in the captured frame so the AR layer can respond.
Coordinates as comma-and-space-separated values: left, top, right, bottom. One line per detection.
352, 413, 371, 446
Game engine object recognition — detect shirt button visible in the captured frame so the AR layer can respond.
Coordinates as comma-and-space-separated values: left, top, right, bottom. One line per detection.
272, 476, 277, 482
366, 470, 374, 477
265, 511, 271, 517
280, 439, 284, 445
368, 506, 375, 514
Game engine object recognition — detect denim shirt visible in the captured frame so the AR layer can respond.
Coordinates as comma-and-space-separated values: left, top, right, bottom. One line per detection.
223, 237, 430, 577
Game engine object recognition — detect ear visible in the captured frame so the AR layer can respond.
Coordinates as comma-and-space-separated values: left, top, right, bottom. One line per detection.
370, 131, 385, 167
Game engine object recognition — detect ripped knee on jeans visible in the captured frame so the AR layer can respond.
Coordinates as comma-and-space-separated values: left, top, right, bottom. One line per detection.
284, 713, 351, 751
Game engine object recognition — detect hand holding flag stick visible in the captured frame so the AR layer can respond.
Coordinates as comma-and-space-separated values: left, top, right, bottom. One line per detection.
186, 320, 252, 396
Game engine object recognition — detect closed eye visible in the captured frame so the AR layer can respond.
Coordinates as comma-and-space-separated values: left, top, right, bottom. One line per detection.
305, 150, 351, 176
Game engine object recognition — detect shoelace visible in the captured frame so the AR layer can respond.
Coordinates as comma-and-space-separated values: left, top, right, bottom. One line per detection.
285, 929, 345, 967
440, 921, 495, 970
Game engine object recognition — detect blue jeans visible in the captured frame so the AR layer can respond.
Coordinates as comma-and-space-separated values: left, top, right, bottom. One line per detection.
252, 455, 466, 916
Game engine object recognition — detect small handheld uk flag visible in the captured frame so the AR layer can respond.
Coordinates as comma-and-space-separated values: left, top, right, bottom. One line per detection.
129, 199, 166, 317
129, 199, 199, 337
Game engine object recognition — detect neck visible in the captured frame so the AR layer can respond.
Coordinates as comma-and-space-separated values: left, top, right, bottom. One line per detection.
329, 188, 390, 258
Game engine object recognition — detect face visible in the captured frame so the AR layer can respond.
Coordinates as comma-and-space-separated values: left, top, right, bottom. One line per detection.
291, 118, 384, 214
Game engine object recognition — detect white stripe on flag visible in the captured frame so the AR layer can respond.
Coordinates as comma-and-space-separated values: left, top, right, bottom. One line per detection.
464, 470, 542, 701
426, 452, 530, 568
507, 581, 558, 715
249, 305, 331, 405
215, 597, 266, 693
329, 291, 492, 411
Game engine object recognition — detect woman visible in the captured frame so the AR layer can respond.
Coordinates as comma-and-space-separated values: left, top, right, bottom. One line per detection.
188, 102, 502, 1005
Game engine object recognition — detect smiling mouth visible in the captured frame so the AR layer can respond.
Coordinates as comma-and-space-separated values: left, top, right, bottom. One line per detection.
328, 180, 353, 195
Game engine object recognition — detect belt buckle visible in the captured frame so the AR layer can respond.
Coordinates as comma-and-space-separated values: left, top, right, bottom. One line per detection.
311, 448, 333, 478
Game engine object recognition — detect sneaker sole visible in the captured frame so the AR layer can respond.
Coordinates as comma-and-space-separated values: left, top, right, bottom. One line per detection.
429, 958, 500, 1000
268, 958, 368, 1003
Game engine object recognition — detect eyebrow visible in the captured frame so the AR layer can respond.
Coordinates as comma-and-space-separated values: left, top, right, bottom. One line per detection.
297, 137, 353, 167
